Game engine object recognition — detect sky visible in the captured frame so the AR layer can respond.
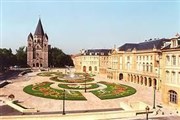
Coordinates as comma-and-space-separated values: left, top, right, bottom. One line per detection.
0, 0, 180, 54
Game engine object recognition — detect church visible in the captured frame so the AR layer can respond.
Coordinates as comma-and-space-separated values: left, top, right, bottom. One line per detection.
27, 19, 49, 68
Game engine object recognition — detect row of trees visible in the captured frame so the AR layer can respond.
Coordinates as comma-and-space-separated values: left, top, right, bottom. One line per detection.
0, 46, 27, 72
0, 46, 74, 72
48, 47, 74, 68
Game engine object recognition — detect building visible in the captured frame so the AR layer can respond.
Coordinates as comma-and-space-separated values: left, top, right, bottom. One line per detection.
161, 35, 180, 110
74, 49, 111, 74
73, 35, 180, 109
116, 39, 170, 90
27, 19, 49, 68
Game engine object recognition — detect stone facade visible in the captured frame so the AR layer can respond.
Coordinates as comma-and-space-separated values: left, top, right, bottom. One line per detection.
161, 36, 180, 110
74, 49, 111, 74
73, 35, 180, 110
27, 19, 49, 68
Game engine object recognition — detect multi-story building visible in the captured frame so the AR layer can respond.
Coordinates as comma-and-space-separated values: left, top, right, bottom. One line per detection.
72, 53, 82, 73
27, 19, 49, 68
161, 36, 180, 110
73, 35, 180, 109
74, 49, 111, 74
104, 39, 169, 90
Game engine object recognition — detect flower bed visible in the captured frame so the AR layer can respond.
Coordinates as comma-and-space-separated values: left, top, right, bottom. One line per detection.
37, 72, 64, 78
50, 76, 94, 83
91, 81, 136, 100
23, 82, 86, 100
58, 83, 99, 90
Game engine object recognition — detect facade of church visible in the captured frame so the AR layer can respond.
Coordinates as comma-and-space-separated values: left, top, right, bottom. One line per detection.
27, 19, 49, 68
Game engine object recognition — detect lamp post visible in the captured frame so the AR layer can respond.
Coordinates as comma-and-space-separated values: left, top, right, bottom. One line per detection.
84, 73, 87, 93
62, 89, 66, 115
145, 106, 150, 120
153, 85, 156, 109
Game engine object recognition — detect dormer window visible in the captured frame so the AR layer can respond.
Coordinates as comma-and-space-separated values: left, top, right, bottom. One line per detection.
178, 39, 180, 45
171, 39, 178, 48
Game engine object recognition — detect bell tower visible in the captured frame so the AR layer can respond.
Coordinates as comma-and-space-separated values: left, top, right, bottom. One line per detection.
27, 18, 49, 68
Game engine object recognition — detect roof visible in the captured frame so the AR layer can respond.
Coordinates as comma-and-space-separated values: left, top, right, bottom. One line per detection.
34, 19, 44, 36
83, 49, 112, 56
118, 39, 170, 51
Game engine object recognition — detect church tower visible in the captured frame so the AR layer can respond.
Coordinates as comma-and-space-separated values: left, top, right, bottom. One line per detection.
27, 19, 49, 68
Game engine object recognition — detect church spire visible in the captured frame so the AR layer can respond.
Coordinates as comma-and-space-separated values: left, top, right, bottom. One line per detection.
34, 18, 44, 36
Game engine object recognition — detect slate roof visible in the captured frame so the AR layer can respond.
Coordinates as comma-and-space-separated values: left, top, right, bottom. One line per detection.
118, 39, 170, 51
83, 49, 112, 56
34, 19, 44, 36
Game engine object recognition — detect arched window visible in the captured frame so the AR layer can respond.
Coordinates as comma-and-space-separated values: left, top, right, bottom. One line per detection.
83, 66, 86, 72
89, 66, 92, 71
169, 90, 177, 104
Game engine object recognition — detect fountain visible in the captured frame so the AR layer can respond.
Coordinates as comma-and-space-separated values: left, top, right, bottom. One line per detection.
64, 65, 80, 80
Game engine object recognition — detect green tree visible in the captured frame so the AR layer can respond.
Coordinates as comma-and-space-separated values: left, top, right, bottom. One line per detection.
0, 48, 16, 72
48, 47, 74, 68
15, 46, 27, 67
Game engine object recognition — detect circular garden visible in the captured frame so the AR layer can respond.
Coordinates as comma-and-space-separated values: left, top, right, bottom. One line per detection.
23, 72, 136, 100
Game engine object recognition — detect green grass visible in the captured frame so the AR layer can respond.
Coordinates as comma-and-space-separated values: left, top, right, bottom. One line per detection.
37, 72, 64, 78
50, 76, 94, 83
23, 82, 86, 100
58, 83, 99, 90
91, 81, 136, 100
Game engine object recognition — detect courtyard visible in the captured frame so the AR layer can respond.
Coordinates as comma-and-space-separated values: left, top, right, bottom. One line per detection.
0, 68, 179, 119
1, 69, 159, 112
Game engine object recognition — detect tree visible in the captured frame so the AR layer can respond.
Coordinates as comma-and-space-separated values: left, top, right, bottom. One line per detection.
48, 47, 74, 68
15, 46, 27, 67
0, 48, 16, 72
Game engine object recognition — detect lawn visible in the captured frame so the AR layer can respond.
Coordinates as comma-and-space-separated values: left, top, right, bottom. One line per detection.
91, 81, 136, 100
58, 83, 99, 90
50, 76, 94, 83
37, 72, 64, 78
23, 82, 86, 100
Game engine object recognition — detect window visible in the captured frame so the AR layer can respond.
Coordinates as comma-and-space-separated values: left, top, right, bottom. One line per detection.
94, 66, 97, 71
166, 71, 169, 83
146, 63, 149, 72
172, 71, 176, 83
172, 55, 176, 65
89, 66, 92, 71
166, 55, 170, 65
150, 63, 153, 72
127, 62, 130, 70
179, 72, 180, 84
169, 90, 177, 104
127, 56, 130, 61
143, 63, 145, 71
